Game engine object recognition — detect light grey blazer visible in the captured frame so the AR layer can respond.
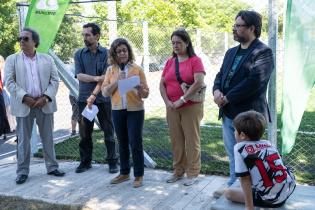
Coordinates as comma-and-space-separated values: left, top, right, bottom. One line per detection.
4, 52, 59, 117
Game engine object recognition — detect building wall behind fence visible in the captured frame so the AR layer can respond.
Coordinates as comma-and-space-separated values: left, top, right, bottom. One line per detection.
51, 20, 315, 184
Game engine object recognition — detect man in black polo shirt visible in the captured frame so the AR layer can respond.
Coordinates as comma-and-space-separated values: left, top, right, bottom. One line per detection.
74, 23, 118, 173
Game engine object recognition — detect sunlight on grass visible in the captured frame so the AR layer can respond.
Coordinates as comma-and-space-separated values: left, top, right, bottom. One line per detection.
35, 85, 315, 185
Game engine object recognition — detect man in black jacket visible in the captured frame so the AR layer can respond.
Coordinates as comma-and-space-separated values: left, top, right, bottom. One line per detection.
213, 10, 274, 187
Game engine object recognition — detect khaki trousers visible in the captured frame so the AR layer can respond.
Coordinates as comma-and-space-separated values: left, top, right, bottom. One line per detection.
166, 103, 203, 177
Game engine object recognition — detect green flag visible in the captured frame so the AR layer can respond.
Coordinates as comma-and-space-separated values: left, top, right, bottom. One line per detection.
281, 0, 315, 154
25, 0, 70, 53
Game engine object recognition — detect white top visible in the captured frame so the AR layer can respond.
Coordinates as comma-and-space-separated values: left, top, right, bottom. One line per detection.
120, 64, 129, 109
23, 52, 42, 98
234, 140, 296, 204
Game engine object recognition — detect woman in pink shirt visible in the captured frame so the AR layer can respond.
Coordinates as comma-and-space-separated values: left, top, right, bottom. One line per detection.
160, 29, 206, 186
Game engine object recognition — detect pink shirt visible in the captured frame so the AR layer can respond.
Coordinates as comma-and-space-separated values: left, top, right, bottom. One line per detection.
162, 56, 205, 107
23, 52, 42, 98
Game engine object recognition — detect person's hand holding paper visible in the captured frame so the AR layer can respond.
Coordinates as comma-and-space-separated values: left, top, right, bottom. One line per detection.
118, 75, 140, 95
81, 104, 99, 122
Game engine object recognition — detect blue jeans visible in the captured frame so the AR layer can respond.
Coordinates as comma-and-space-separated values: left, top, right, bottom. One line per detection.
222, 115, 237, 186
112, 110, 144, 177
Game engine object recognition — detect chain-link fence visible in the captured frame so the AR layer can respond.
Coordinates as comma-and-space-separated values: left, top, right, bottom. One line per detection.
44, 16, 315, 184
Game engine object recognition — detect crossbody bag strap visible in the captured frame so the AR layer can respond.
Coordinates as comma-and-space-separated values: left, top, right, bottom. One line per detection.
175, 57, 184, 84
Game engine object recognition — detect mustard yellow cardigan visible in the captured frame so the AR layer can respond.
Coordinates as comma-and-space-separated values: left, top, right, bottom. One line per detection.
102, 63, 149, 111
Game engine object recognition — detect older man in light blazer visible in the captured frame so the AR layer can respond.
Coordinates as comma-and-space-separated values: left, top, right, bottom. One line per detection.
5, 27, 65, 184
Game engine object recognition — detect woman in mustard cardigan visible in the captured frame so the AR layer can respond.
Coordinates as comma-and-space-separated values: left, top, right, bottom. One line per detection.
102, 38, 149, 188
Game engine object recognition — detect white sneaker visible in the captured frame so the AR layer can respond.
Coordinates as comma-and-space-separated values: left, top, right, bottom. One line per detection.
183, 177, 198, 186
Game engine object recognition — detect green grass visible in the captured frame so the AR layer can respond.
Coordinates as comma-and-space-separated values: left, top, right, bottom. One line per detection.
36, 111, 315, 185
36, 88, 315, 185
280, 111, 315, 185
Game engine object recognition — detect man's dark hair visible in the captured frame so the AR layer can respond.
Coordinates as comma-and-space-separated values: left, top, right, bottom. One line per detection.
83, 23, 101, 36
236, 10, 262, 38
22, 27, 40, 48
171, 28, 196, 57
233, 110, 266, 141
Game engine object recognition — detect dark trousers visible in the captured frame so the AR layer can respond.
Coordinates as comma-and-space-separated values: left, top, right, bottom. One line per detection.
112, 109, 144, 177
0, 92, 10, 136
78, 102, 117, 165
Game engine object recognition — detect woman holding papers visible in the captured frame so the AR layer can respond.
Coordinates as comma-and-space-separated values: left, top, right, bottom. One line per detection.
102, 38, 149, 188
159, 29, 205, 186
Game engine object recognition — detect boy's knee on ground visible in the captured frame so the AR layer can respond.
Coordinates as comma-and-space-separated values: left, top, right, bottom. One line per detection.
224, 188, 233, 201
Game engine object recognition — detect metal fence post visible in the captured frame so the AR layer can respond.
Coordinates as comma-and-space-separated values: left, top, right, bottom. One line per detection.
16, 2, 28, 31
268, 0, 278, 147
196, 29, 201, 52
107, 0, 117, 45
16, 2, 40, 155
142, 21, 149, 72
224, 32, 229, 52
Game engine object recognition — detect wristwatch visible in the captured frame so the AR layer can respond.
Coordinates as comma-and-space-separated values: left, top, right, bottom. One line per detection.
180, 96, 187, 103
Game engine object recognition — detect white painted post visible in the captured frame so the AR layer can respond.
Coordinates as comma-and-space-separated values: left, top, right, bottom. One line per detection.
107, 1, 117, 46
16, 2, 40, 155
142, 21, 149, 72
224, 32, 229, 52
268, 0, 278, 147
196, 29, 201, 52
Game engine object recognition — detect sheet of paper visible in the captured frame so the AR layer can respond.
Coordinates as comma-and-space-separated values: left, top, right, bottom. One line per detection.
118, 75, 140, 95
81, 105, 99, 122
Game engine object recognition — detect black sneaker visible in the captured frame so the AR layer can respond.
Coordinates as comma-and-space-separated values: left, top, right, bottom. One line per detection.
75, 163, 92, 173
108, 162, 118, 173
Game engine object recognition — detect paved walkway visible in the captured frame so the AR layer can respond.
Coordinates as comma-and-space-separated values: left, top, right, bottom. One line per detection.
0, 157, 314, 210
0, 157, 227, 210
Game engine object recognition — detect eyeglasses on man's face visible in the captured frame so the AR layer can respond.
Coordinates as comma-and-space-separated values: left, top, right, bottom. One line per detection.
233, 24, 248, 29
17, 36, 30, 42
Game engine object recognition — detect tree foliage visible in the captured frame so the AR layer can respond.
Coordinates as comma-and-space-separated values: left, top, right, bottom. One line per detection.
52, 4, 83, 62
0, 0, 282, 62
197, 0, 249, 31
114, 0, 250, 30
0, 0, 19, 58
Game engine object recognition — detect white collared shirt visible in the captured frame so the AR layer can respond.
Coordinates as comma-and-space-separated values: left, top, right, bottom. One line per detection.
121, 64, 129, 109
23, 52, 42, 98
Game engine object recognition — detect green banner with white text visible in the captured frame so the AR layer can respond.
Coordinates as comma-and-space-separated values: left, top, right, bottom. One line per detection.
281, 0, 315, 154
25, 0, 70, 53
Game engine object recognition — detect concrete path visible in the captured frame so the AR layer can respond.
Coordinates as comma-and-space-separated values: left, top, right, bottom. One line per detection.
0, 157, 227, 210
0, 157, 314, 210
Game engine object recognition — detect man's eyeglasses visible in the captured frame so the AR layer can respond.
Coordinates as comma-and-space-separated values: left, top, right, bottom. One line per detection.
233, 24, 248, 29
17, 36, 30, 42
